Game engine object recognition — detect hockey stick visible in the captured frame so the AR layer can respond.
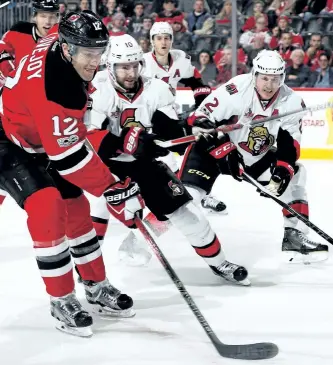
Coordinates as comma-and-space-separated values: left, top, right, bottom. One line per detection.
243, 172, 333, 245
134, 216, 279, 360
155, 101, 333, 149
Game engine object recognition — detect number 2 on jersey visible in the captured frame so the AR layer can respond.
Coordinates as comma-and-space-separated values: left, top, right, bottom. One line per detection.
205, 97, 219, 113
52, 116, 78, 136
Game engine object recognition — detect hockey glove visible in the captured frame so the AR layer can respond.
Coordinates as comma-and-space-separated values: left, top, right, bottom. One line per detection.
266, 161, 294, 196
120, 126, 168, 159
104, 177, 145, 229
208, 135, 244, 182
193, 86, 211, 108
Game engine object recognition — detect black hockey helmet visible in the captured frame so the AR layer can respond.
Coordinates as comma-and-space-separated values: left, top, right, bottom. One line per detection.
59, 11, 109, 49
32, 0, 59, 13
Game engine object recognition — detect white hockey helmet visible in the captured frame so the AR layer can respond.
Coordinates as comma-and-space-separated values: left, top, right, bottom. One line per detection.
150, 21, 173, 46
252, 50, 286, 84
106, 34, 144, 91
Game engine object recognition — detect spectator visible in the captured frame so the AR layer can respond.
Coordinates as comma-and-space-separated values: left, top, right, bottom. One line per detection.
131, 15, 153, 40
171, 16, 193, 52
246, 34, 270, 67
269, 15, 304, 48
285, 49, 311, 87
215, 0, 242, 36
215, 46, 248, 85
59, 1, 67, 19
138, 37, 151, 53
214, 36, 248, 70
155, 0, 184, 23
107, 12, 127, 36
185, 0, 212, 34
128, 1, 145, 33
267, 0, 296, 28
242, 1, 268, 32
79, 0, 90, 11
304, 32, 331, 71
193, 50, 218, 86
178, 0, 211, 16
102, 0, 118, 27
239, 15, 271, 51
307, 52, 333, 87
275, 30, 297, 66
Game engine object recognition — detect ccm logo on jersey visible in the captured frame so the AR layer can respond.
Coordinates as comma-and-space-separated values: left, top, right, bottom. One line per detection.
57, 134, 79, 148
188, 169, 211, 180
106, 183, 140, 203
124, 126, 141, 154
209, 142, 236, 159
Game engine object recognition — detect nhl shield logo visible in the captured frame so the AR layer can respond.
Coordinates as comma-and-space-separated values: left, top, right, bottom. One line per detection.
168, 181, 184, 196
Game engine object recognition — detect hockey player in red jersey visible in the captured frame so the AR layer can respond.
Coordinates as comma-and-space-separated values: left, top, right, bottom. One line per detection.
84, 34, 250, 286
0, 0, 60, 208
0, 11, 138, 337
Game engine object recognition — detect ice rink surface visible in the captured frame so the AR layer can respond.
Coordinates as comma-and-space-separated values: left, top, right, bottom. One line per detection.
0, 160, 333, 365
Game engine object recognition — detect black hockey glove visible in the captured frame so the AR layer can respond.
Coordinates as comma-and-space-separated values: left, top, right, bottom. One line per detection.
120, 126, 168, 160
266, 161, 294, 196
208, 134, 244, 182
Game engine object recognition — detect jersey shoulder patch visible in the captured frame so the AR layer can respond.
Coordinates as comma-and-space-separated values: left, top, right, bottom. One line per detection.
9, 21, 34, 35
225, 83, 238, 95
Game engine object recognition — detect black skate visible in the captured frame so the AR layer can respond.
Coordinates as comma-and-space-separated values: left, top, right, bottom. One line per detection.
210, 260, 250, 286
282, 228, 329, 264
51, 292, 93, 337
84, 278, 135, 318
201, 195, 227, 214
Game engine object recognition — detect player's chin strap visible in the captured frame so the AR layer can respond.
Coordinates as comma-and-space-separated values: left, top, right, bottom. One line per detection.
155, 101, 333, 149
242, 172, 333, 246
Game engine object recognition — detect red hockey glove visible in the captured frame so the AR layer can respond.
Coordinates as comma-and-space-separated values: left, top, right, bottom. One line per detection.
120, 126, 168, 159
104, 177, 145, 228
266, 161, 294, 196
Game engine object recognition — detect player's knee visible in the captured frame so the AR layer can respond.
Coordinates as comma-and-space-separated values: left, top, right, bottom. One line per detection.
66, 194, 94, 238
24, 187, 66, 242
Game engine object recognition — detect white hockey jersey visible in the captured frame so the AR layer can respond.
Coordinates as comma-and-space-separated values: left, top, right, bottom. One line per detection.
194, 73, 303, 167
87, 70, 178, 162
142, 49, 200, 90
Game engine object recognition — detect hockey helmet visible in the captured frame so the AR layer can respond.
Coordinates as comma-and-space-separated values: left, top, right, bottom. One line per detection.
59, 11, 109, 49
150, 21, 173, 45
252, 50, 286, 84
106, 34, 144, 92
32, 0, 59, 13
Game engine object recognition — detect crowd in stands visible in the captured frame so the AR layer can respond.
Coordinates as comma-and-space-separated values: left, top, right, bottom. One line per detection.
5, 0, 333, 88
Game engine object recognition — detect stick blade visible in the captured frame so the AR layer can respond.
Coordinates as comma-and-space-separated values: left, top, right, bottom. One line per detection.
215, 341, 279, 360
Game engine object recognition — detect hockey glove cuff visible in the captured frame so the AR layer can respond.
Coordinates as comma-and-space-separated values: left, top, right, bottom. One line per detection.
266, 161, 294, 196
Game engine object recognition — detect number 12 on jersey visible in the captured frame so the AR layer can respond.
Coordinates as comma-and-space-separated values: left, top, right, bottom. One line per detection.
52, 116, 79, 136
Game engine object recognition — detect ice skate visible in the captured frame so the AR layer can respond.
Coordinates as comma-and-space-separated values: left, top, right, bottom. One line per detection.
201, 195, 227, 214
84, 278, 135, 318
51, 292, 93, 337
118, 231, 152, 266
282, 228, 329, 264
210, 260, 250, 286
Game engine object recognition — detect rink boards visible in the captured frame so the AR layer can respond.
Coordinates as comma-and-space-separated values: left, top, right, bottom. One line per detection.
176, 88, 333, 160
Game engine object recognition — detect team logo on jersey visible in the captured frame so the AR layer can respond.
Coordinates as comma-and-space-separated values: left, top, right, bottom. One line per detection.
120, 108, 144, 128
225, 83, 238, 95
168, 181, 184, 196
239, 125, 274, 156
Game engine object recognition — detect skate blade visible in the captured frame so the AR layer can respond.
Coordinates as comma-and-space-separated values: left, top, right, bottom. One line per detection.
54, 318, 93, 338
90, 304, 136, 318
282, 250, 329, 264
